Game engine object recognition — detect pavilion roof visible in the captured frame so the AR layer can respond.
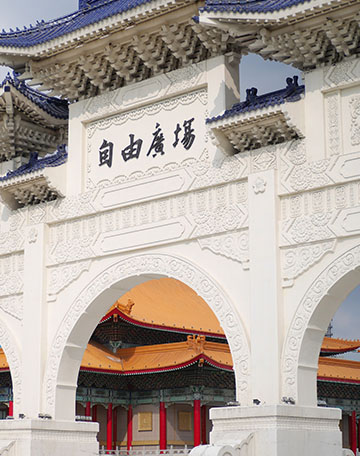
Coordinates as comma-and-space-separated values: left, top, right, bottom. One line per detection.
81, 336, 233, 374
207, 77, 304, 124
0, 73, 68, 121
0, 145, 67, 183
101, 278, 226, 339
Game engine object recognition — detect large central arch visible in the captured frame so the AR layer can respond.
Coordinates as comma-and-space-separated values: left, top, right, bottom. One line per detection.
44, 253, 250, 419
282, 243, 360, 405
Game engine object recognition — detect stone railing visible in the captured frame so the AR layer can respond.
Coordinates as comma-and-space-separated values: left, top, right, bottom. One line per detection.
99, 446, 192, 456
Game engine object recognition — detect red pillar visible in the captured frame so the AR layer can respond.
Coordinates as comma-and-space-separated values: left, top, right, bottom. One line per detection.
7, 401, 13, 418
85, 401, 91, 418
127, 405, 133, 451
201, 405, 207, 444
92, 404, 97, 422
113, 406, 118, 450
194, 399, 201, 447
159, 402, 167, 450
351, 411, 357, 456
107, 403, 113, 453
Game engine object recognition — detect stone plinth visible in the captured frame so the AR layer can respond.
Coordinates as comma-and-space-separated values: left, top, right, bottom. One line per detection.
0, 419, 99, 456
209, 405, 342, 456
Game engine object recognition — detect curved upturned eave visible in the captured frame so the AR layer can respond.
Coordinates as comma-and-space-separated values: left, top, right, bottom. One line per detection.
0, 0, 192, 60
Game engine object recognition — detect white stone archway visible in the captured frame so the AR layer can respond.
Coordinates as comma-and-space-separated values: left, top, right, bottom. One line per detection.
44, 253, 250, 419
0, 319, 21, 414
282, 244, 360, 406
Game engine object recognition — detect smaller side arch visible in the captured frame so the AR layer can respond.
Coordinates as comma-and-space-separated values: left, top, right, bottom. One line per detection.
44, 253, 251, 418
282, 244, 360, 405
0, 318, 22, 413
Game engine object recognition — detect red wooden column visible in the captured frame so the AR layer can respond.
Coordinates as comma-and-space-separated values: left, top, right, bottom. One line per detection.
193, 399, 201, 447
92, 405, 97, 422
113, 406, 118, 450
85, 401, 91, 418
127, 405, 133, 451
159, 402, 167, 450
201, 405, 207, 444
350, 411, 357, 456
7, 401, 13, 418
107, 403, 113, 453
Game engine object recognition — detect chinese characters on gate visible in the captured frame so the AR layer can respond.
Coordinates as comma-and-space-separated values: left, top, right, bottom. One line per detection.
99, 118, 195, 168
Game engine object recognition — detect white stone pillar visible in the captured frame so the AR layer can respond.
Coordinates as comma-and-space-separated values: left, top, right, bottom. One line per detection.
206, 53, 240, 118
20, 223, 48, 419
248, 169, 282, 405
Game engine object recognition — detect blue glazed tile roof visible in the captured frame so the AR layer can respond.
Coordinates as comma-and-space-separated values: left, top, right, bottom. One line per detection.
201, 0, 311, 14
207, 76, 304, 124
0, 0, 157, 48
1, 73, 68, 120
0, 145, 67, 182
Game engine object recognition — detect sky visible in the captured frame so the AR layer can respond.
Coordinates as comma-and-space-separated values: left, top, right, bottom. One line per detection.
0, 1, 359, 356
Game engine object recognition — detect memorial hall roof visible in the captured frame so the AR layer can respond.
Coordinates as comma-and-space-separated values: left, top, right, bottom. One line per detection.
81, 336, 233, 375
101, 278, 225, 339
320, 338, 360, 357
318, 357, 360, 384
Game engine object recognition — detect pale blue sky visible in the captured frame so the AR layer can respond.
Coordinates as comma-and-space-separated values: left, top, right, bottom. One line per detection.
0, 1, 359, 355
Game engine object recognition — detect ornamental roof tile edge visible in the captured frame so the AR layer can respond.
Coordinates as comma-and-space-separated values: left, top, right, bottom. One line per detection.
200, 0, 312, 14
0, 0, 165, 48
0, 145, 67, 183
1, 73, 69, 120
206, 76, 305, 124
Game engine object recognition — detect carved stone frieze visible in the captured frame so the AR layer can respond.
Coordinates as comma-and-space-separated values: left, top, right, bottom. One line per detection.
281, 240, 336, 287
44, 254, 251, 415
325, 93, 341, 156
198, 230, 249, 269
250, 145, 277, 173
282, 244, 360, 400
48, 181, 248, 265
47, 260, 92, 302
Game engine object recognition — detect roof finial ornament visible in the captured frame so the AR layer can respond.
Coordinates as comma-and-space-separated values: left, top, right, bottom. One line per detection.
245, 87, 258, 103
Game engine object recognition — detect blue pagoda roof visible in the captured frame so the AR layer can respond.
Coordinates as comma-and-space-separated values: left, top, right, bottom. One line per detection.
1, 73, 68, 120
0, 0, 158, 48
207, 76, 304, 124
0, 145, 67, 182
201, 0, 311, 14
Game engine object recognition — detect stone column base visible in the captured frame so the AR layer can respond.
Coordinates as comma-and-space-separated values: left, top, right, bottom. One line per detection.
0, 419, 99, 456
209, 405, 342, 456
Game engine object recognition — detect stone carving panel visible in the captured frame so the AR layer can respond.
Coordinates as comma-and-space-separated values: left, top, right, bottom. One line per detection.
282, 244, 360, 400
325, 93, 341, 156
0, 295, 23, 321
281, 240, 336, 287
323, 60, 360, 87
48, 181, 248, 265
198, 230, 249, 269
44, 254, 251, 415
0, 253, 24, 297
47, 260, 92, 302
349, 96, 360, 146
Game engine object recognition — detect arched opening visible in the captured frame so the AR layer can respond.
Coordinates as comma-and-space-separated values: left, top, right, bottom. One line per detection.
44, 254, 250, 430
74, 278, 235, 451
282, 245, 360, 454
0, 347, 13, 419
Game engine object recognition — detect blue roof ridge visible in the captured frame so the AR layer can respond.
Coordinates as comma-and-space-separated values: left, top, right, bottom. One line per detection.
207, 76, 305, 124
1, 73, 69, 120
0, 145, 68, 182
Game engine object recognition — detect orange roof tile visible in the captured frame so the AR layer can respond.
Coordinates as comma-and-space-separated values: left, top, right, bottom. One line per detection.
321, 337, 360, 355
318, 357, 360, 384
80, 336, 233, 374
102, 278, 225, 338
